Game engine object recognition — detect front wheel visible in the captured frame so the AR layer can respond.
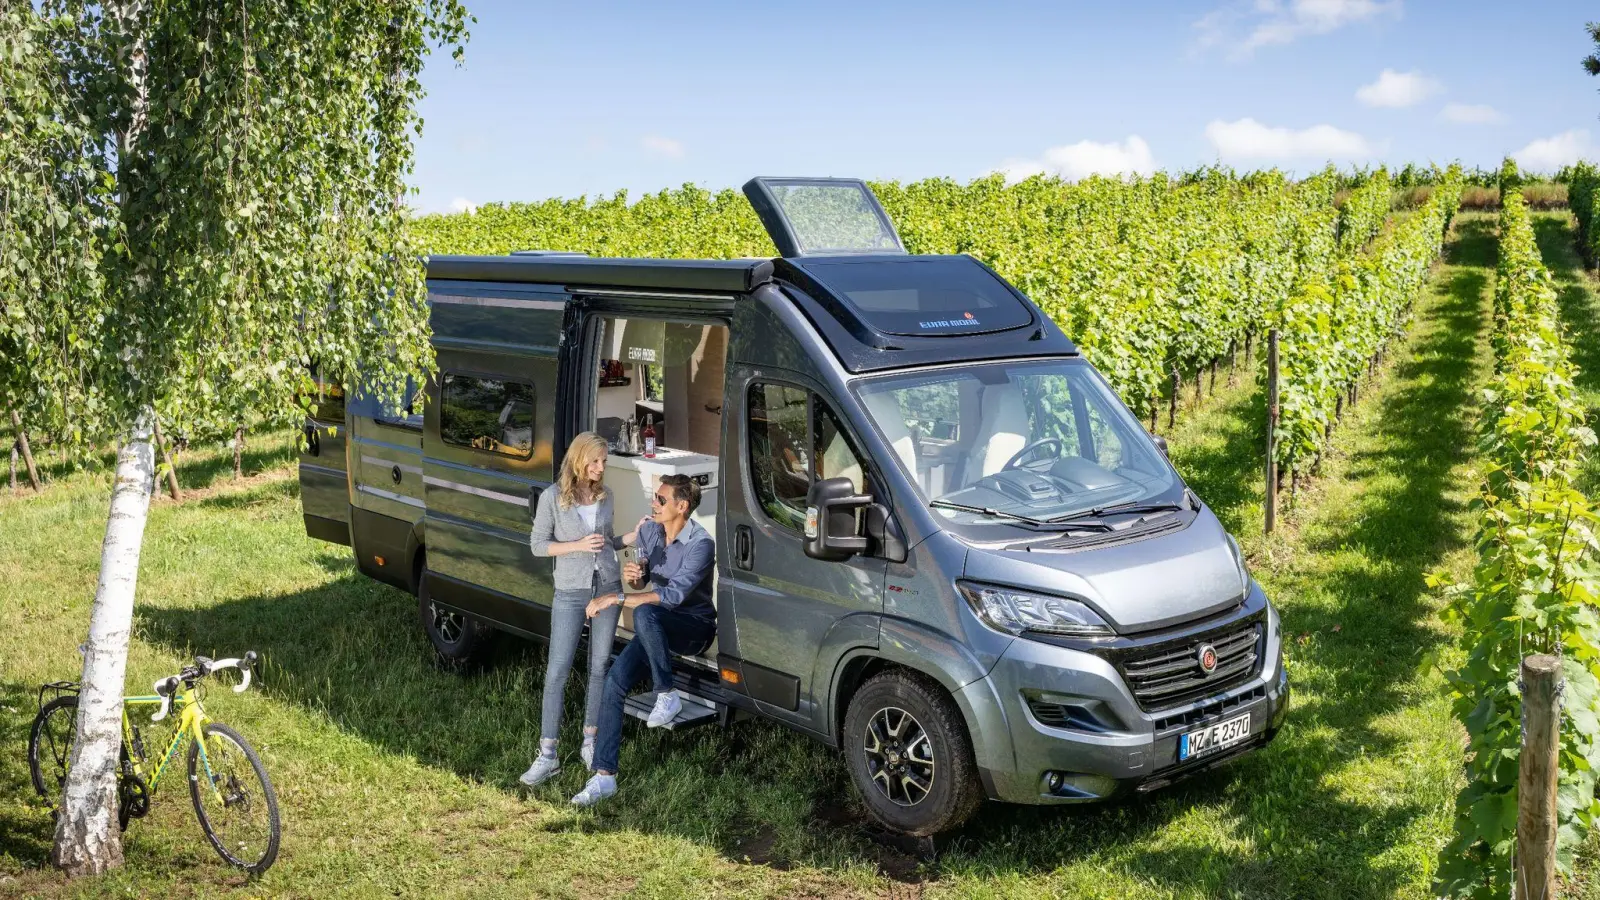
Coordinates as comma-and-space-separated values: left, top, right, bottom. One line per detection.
842, 669, 983, 836
188, 722, 281, 875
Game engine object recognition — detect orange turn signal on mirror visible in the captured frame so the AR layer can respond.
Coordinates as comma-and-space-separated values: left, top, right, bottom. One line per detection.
374, 556, 386, 567
720, 668, 742, 684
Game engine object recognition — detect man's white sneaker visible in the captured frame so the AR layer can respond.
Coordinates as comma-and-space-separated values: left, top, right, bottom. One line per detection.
646, 690, 682, 728
571, 773, 617, 807
518, 754, 560, 787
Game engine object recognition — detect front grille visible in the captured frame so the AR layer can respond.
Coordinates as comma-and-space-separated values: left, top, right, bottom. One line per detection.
1117, 619, 1263, 711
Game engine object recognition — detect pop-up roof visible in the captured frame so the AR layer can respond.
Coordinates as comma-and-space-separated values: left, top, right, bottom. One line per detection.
742, 177, 906, 258
743, 176, 1039, 341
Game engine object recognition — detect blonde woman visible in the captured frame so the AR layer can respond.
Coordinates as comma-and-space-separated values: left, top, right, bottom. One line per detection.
521, 432, 641, 786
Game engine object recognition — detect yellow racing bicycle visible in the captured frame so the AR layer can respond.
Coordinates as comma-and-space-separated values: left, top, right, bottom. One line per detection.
29, 651, 281, 875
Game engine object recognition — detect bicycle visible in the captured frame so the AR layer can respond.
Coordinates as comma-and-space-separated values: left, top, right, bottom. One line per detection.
28, 651, 282, 875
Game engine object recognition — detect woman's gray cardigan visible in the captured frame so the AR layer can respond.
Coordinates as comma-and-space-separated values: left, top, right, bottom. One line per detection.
528, 486, 625, 592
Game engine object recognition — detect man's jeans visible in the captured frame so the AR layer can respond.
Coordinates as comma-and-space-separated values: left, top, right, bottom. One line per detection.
591, 603, 714, 774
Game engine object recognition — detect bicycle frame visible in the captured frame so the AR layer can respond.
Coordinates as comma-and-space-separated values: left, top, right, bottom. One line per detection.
122, 685, 224, 803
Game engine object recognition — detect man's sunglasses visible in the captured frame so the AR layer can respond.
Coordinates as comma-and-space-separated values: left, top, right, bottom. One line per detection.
652, 492, 671, 506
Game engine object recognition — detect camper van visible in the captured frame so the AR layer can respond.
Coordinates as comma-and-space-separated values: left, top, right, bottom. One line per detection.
298, 178, 1288, 836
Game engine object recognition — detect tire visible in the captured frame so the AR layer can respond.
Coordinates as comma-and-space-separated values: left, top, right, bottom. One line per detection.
842, 669, 983, 836
417, 572, 499, 671
187, 722, 281, 875
28, 695, 133, 831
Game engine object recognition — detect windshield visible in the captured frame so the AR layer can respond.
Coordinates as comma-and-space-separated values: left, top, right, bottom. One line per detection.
855, 359, 1181, 527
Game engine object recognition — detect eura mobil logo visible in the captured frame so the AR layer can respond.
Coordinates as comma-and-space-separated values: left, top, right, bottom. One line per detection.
919, 311, 980, 330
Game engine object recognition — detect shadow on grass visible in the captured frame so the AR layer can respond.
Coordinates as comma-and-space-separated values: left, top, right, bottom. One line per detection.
1532, 213, 1600, 493
0, 679, 54, 869
125, 221, 1492, 896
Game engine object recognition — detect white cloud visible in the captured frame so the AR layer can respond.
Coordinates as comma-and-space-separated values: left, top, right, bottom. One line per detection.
448, 197, 477, 214
1512, 130, 1595, 172
641, 135, 685, 159
1195, 0, 1400, 58
1439, 103, 1505, 125
1205, 118, 1378, 161
993, 136, 1156, 183
1355, 69, 1441, 108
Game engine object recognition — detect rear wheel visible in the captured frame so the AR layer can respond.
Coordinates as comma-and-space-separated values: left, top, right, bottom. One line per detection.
417, 570, 498, 671
842, 669, 983, 836
188, 722, 281, 875
28, 695, 133, 830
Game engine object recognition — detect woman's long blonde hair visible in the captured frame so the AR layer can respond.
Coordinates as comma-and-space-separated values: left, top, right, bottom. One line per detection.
557, 432, 609, 510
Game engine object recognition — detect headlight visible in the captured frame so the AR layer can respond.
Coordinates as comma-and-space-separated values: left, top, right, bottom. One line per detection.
957, 581, 1113, 638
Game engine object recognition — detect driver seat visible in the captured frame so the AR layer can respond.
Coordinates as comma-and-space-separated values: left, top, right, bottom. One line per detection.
964, 386, 1029, 486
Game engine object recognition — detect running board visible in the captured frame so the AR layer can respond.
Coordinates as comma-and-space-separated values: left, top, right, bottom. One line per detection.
624, 690, 719, 729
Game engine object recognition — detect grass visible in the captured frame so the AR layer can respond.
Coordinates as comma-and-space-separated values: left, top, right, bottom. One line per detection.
0, 213, 1544, 898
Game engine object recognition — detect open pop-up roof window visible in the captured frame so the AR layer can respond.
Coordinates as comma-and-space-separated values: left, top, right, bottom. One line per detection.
742, 177, 907, 258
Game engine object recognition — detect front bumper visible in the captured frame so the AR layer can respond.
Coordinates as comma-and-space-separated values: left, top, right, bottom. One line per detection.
973, 581, 1289, 805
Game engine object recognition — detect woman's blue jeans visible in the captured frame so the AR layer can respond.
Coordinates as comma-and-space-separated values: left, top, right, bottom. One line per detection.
540, 583, 623, 742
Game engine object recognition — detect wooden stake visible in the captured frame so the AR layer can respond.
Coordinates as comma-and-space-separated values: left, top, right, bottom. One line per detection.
1264, 329, 1279, 534
1517, 654, 1561, 900
9, 410, 40, 492
1169, 366, 1179, 429
152, 418, 182, 502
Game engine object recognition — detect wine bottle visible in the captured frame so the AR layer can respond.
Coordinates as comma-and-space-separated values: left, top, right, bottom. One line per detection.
642, 414, 656, 458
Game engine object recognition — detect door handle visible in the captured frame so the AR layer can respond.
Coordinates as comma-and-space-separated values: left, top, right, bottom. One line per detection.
734, 525, 754, 570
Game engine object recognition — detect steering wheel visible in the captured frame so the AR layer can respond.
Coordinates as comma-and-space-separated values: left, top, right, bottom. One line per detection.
1003, 437, 1064, 471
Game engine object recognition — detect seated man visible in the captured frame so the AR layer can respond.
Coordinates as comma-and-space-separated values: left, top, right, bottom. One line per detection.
573, 473, 716, 807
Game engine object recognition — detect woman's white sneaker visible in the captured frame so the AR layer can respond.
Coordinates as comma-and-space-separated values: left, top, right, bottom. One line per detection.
646, 690, 682, 728
518, 754, 561, 787
571, 773, 617, 807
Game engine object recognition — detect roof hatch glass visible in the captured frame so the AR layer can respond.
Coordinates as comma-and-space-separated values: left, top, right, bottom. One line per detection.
794, 256, 1035, 337
742, 177, 906, 258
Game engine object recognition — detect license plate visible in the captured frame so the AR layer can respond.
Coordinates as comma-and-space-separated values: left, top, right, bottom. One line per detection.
1178, 712, 1251, 761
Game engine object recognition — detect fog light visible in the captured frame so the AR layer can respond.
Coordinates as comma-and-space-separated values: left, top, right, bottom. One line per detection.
1046, 772, 1063, 791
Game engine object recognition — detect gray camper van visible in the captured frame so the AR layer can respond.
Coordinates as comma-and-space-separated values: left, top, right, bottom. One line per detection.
299, 177, 1288, 836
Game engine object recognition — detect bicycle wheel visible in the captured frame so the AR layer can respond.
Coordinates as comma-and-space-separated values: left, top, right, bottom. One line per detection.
187, 722, 281, 875
27, 695, 133, 831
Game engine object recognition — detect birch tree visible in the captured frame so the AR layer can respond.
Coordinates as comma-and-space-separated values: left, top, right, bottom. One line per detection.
21, 0, 468, 875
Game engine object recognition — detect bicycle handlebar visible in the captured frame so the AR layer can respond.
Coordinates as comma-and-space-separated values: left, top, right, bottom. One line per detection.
150, 651, 258, 722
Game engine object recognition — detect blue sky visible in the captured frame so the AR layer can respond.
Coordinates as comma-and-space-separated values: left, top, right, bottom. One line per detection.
411, 0, 1600, 214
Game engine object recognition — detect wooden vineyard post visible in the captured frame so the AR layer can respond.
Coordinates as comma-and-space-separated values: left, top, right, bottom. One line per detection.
1168, 367, 1179, 429
1264, 330, 1280, 535
9, 409, 41, 492
1517, 654, 1561, 900
151, 418, 182, 502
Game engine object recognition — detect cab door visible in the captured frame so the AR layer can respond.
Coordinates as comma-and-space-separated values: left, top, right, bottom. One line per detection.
720, 367, 886, 737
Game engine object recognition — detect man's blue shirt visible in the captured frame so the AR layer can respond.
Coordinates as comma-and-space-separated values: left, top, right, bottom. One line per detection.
635, 517, 716, 622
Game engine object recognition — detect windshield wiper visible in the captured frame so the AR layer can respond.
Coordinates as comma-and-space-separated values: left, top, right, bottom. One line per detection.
930, 500, 1113, 531
1048, 499, 1188, 525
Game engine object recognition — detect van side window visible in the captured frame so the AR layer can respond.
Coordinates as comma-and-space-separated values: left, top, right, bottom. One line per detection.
440, 373, 536, 459
748, 382, 870, 533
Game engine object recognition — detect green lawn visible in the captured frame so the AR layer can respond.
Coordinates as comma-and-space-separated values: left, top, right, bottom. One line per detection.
0, 212, 1556, 898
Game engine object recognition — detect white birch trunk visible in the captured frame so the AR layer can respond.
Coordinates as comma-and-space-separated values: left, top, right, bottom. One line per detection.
51, 414, 155, 875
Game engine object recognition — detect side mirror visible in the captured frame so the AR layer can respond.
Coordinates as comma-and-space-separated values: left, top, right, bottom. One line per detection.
1150, 434, 1169, 458
805, 476, 872, 561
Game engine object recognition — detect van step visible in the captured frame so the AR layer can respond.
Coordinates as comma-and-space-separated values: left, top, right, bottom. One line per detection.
624, 690, 719, 730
